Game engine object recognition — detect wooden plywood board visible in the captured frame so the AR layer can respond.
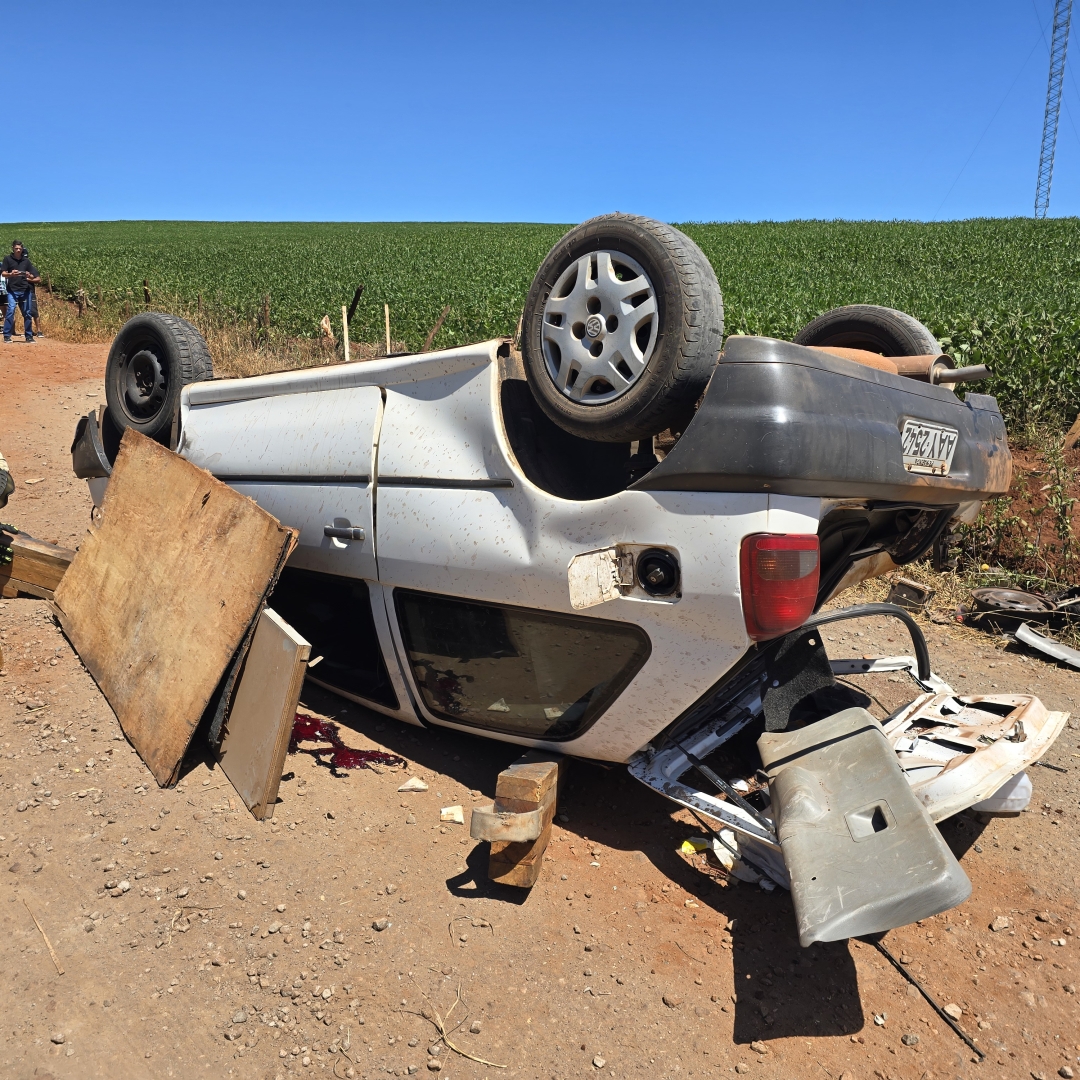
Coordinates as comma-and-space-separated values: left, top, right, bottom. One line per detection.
52, 430, 297, 787
217, 608, 310, 819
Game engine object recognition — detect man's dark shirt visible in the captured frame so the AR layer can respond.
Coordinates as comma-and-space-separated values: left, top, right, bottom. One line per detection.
2, 253, 37, 292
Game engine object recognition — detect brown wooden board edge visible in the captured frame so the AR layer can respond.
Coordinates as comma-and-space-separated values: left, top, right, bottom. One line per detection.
252, 632, 309, 820
206, 531, 298, 753
1, 577, 55, 601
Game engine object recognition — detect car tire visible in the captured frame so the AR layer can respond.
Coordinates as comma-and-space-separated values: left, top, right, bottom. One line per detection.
792, 304, 941, 357
521, 213, 724, 442
104, 313, 214, 442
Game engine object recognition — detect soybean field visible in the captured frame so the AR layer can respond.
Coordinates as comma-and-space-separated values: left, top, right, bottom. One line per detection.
5, 217, 1080, 426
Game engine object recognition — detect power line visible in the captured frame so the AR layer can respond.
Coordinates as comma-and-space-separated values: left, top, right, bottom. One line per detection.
1035, 0, 1075, 217
937, 30, 1045, 216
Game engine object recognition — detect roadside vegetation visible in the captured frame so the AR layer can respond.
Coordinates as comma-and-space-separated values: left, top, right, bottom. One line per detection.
10, 216, 1080, 593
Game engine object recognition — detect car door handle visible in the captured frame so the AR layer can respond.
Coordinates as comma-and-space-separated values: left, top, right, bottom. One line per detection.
323, 526, 365, 541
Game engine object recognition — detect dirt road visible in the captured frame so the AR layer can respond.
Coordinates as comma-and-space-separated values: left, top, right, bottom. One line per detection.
1, 341, 1078, 1080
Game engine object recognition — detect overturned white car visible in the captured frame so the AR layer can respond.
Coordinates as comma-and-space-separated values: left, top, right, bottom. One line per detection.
72, 214, 1067, 945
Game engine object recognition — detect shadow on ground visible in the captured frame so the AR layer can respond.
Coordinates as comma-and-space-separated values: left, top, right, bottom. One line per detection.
185, 679, 871, 1040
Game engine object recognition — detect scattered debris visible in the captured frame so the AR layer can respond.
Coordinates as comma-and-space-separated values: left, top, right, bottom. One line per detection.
1016, 622, 1080, 670
440, 806, 465, 825
398, 777, 430, 792
967, 587, 1056, 633
886, 576, 935, 612
23, 899, 64, 975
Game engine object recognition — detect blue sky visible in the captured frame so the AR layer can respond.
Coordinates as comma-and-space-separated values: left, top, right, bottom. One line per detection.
26, 1, 1080, 222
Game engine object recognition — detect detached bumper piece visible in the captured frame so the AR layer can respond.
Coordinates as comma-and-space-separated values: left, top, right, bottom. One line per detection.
758, 707, 971, 947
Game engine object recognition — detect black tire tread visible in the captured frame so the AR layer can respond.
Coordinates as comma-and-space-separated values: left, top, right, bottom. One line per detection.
521, 213, 723, 442
104, 312, 214, 442
793, 304, 940, 357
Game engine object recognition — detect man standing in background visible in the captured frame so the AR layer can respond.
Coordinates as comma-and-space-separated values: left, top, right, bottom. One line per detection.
1, 240, 39, 342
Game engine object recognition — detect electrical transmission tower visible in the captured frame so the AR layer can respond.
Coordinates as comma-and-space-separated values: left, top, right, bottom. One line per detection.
1035, 0, 1074, 218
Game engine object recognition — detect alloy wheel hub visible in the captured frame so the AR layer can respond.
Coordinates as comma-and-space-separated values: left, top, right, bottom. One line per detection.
540, 250, 658, 405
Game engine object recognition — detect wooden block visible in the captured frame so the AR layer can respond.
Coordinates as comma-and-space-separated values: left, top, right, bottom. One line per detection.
488, 821, 553, 888
53, 430, 297, 787
487, 752, 562, 888
494, 749, 561, 806
217, 608, 310, 820
0, 532, 75, 599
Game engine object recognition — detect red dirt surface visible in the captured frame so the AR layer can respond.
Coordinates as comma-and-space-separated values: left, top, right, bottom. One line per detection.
0, 342, 1078, 1080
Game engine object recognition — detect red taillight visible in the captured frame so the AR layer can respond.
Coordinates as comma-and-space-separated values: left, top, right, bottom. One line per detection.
740, 533, 820, 640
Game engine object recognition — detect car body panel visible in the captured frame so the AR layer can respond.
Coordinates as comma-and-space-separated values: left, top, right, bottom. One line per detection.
160, 338, 1030, 771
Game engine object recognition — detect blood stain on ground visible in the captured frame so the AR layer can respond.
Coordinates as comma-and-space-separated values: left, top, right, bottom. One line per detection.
289, 712, 405, 772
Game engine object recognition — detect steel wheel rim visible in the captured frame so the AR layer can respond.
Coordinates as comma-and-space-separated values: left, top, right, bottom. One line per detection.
120, 345, 168, 421
540, 250, 658, 405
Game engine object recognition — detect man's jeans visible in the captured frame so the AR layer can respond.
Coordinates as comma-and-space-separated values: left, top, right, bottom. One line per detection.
4, 289, 32, 340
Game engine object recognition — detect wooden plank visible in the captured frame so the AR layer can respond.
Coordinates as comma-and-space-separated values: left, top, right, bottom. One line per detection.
487, 751, 562, 888
52, 430, 297, 787
2, 576, 55, 601
489, 821, 553, 888
0, 532, 75, 599
217, 608, 310, 820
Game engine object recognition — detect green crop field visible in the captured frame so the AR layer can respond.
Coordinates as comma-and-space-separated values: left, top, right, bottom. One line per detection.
3, 217, 1079, 426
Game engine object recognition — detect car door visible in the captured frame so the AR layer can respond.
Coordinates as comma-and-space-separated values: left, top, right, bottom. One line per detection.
180, 384, 381, 580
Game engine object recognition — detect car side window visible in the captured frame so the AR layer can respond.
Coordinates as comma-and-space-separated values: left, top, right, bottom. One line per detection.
270, 568, 398, 709
394, 590, 650, 739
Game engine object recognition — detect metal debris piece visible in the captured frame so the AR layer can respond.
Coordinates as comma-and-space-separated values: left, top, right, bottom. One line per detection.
886, 577, 935, 612
860, 935, 984, 1061
1016, 622, 1080, 670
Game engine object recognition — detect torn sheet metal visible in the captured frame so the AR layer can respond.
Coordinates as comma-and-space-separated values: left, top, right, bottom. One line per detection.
882, 693, 1069, 821
830, 654, 953, 694
627, 691, 780, 853
1016, 622, 1080, 670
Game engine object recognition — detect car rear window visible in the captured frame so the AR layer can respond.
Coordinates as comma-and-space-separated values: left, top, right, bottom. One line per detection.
394, 590, 650, 739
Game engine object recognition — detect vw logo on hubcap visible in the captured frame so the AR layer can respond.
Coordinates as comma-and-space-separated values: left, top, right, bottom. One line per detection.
585, 315, 604, 339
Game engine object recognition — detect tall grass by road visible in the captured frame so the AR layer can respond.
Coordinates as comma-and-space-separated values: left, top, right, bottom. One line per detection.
6, 217, 1080, 428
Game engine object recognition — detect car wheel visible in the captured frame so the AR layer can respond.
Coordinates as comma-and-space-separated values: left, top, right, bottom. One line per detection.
104, 313, 214, 442
521, 213, 724, 442
793, 304, 941, 357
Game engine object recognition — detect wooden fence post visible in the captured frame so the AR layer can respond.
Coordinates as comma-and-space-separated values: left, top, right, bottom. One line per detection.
423, 305, 451, 353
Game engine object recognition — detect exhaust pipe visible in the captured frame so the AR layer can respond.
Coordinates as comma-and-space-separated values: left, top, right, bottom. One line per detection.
934, 364, 991, 385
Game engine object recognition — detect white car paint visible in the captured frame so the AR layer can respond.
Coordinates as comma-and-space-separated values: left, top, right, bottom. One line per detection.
176, 340, 819, 763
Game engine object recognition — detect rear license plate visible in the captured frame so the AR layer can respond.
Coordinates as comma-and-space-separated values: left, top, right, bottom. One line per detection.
900, 419, 959, 476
